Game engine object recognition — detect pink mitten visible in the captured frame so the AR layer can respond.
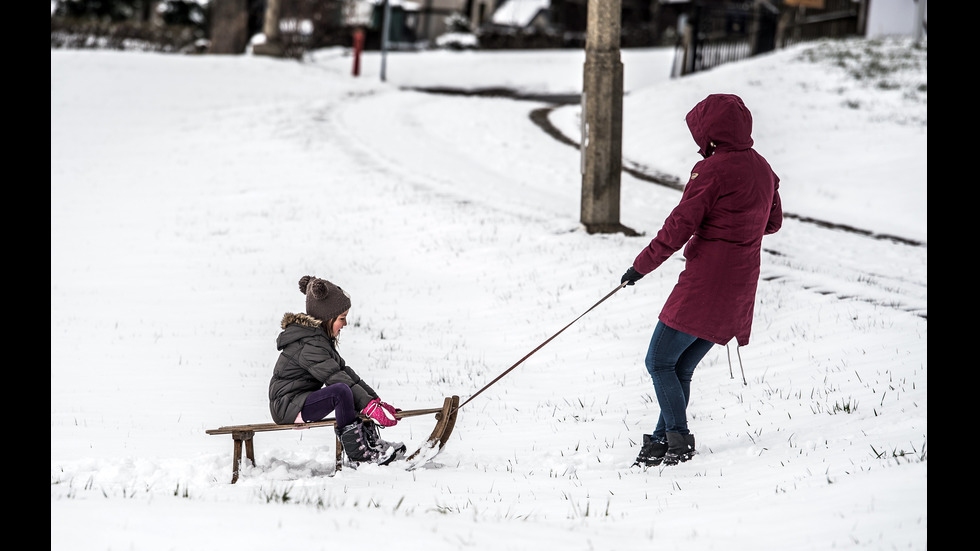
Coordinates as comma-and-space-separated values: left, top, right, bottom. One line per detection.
381, 401, 399, 416
362, 398, 398, 427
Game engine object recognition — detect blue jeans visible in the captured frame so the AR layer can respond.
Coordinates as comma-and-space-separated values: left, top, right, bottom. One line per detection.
645, 321, 714, 441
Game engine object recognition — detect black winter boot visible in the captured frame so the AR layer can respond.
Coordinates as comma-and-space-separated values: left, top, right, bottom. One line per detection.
663, 432, 696, 465
362, 420, 408, 461
337, 420, 396, 466
633, 434, 669, 467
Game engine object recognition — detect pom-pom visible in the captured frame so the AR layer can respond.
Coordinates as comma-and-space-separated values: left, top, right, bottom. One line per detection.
310, 278, 329, 300
298, 275, 313, 294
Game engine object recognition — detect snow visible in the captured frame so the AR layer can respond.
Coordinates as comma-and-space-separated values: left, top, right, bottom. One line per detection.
51, 36, 926, 550
491, 0, 551, 27
435, 32, 479, 49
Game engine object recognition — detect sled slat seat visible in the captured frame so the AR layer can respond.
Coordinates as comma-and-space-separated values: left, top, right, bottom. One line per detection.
206, 401, 454, 484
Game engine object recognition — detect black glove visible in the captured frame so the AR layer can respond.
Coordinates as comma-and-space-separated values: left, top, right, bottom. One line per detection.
621, 266, 645, 286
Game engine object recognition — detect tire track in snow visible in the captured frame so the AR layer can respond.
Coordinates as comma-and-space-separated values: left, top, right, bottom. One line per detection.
409, 86, 924, 249
326, 86, 926, 320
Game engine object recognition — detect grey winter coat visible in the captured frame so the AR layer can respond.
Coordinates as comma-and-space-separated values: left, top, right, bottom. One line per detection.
268, 313, 379, 424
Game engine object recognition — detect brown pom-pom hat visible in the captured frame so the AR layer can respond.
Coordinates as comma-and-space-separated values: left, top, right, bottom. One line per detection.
299, 275, 351, 322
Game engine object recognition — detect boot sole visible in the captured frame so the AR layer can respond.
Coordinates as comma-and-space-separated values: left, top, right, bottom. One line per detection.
662, 450, 696, 466
632, 456, 666, 467
345, 450, 397, 467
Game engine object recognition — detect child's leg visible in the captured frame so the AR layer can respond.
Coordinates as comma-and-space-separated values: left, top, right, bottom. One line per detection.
300, 383, 356, 427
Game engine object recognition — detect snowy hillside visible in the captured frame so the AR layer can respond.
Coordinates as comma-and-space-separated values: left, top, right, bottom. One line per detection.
51, 36, 926, 550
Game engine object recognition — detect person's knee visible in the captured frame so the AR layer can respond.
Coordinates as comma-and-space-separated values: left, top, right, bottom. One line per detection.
646, 357, 676, 378
644, 355, 658, 378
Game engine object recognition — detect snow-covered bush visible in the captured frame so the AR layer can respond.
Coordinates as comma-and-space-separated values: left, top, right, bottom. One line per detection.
435, 31, 479, 50
435, 11, 478, 50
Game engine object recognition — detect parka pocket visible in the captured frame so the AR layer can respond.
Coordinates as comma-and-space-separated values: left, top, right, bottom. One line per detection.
683, 236, 702, 260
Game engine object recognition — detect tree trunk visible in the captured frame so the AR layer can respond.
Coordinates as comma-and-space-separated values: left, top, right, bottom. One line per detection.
209, 0, 249, 54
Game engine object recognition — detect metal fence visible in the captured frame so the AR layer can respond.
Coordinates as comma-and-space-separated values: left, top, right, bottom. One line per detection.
672, 0, 864, 78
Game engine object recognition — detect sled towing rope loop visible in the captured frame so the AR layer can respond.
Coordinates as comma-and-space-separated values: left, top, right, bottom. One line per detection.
451, 281, 629, 416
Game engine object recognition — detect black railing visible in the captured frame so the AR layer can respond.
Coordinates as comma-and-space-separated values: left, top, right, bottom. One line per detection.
673, 0, 863, 77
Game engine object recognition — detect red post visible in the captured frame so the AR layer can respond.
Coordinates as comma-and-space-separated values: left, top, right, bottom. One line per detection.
352, 28, 364, 77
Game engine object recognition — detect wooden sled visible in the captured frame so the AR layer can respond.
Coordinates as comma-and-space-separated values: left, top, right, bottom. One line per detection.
205, 395, 459, 483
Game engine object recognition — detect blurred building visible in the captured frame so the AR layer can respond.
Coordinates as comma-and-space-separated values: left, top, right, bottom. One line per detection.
208, 0, 924, 54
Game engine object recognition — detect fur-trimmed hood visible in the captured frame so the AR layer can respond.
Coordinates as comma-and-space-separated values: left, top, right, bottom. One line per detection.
280, 312, 322, 330
276, 312, 327, 352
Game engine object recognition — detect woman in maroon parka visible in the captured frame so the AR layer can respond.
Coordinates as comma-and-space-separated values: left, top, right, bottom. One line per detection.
621, 93, 783, 468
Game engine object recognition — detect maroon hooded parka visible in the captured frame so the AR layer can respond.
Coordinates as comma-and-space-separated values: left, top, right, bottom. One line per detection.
633, 94, 782, 346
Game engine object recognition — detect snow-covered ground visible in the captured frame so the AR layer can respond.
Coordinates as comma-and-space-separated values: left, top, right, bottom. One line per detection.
51, 36, 926, 550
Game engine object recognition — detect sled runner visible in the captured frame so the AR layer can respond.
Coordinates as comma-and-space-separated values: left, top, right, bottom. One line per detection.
206, 395, 459, 483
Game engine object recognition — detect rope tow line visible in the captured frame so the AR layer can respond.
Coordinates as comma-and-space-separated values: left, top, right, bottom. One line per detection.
450, 281, 629, 416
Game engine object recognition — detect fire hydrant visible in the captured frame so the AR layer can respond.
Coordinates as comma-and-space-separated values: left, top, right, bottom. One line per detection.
352, 28, 365, 77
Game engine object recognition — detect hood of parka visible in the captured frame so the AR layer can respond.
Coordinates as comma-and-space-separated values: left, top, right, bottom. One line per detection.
276, 312, 325, 349
686, 93, 755, 158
